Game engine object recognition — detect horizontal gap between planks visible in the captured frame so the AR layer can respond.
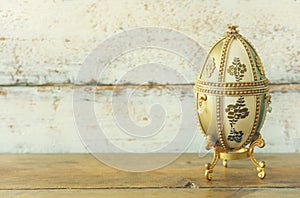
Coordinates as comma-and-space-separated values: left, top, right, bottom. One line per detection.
0, 186, 298, 191
0, 83, 299, 93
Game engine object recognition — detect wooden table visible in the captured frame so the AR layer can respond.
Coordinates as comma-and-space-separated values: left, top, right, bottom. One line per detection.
0, 154, 299, 197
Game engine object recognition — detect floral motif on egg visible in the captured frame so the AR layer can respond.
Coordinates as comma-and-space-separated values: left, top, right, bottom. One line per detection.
203, 57, 216, 78
227, 128, 244, 143
225, 96, 249, 142
227, 57, 247, 82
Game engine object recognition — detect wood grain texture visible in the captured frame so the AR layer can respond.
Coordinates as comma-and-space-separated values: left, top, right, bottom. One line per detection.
0, 154, 299, 197
1, 189, 299, 198
0, 85, 299, 153
0, 0, 299, 85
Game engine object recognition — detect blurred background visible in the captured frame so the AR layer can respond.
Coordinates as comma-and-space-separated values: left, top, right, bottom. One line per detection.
0, 0, 299, 153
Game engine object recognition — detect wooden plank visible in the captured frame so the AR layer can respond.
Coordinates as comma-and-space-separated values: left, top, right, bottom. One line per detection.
0, 154, 299, 189
0, 0, 299, 85
0, 85, 299, 153
0, 188, 299, 198
0, 38, 299, 85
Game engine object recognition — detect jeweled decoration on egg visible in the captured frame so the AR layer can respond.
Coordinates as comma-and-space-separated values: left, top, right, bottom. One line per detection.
194, 25, 272, 180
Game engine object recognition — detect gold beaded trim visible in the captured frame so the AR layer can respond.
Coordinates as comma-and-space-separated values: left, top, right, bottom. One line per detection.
255, 94, 268, 135
216, 96, 226, 149
207, 35, 227, 55
195, 79, 269, 88
242, 95, 261, 147
240, 35, 266, 77
237, 35, 258, 81
215, 35, 233, 149
194, 86, 269, 96
256, 54, 265, 76
218, 36, 233, 82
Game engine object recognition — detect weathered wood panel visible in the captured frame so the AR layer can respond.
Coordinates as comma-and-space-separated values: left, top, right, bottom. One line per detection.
0, 154, 299, 189
0, 0, 299, 154
0, 85, 299, 153
0, 0, 299, 85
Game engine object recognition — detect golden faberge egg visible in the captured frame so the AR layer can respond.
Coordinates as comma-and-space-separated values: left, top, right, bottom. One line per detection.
194, 25, 272, 180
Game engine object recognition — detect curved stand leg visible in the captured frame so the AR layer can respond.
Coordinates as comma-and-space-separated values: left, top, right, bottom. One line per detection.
205, 146, 220, 180
222, 159, 228, 168
249, 134, 266, 179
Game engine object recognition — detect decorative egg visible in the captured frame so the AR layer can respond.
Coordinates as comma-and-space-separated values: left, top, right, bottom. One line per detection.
194, 25, 272, 180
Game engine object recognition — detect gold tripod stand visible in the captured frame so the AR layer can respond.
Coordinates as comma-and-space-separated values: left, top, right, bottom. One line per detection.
205, 134, 266, 180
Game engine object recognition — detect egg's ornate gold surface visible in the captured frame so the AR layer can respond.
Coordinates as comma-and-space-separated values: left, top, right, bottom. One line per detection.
194, 25, 272, 180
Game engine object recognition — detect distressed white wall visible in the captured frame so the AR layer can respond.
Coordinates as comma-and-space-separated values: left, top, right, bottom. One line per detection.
0, 0, 299, 153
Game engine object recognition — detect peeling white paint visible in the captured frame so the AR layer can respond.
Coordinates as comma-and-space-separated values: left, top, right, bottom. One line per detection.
0, 0, 299, 85
0, 0, 299, 153
0, 86, 299, 153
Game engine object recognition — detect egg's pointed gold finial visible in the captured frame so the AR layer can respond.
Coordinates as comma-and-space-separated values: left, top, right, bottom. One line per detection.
227, 24, 239, 34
